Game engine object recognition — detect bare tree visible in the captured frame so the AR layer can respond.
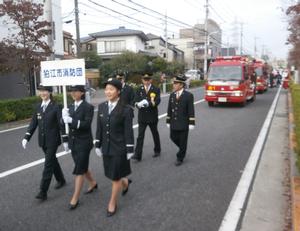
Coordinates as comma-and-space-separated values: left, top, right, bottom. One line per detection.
286, 3, 300, 69
0, 0, 52, 95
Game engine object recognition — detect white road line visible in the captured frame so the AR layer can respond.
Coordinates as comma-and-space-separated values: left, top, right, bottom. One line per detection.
0, 99, 204, 179
218, 87, 282, 231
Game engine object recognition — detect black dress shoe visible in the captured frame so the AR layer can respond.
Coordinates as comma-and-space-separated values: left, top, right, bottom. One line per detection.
152, 152, 161, 158
106, 205, 117, 217
84, 183, 98, 194
35, 191, 47, 201
69, 201, 79, 210
54, 180, 66, 190
175, 160, 183, 166
122, 179, 132, 196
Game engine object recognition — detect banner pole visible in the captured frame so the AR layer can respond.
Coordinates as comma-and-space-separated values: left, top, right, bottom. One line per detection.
63, 85, 69, 134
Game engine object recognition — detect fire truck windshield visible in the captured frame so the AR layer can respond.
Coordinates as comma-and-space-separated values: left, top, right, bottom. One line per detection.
255, 67, 263, 76
208, 66, 242, 80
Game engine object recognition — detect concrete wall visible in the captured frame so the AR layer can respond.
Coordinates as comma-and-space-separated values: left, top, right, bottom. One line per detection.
0, 73, 29, 100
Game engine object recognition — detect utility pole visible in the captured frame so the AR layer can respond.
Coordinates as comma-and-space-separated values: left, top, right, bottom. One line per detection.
204, 0, 209, 78
240, 22, 243, 55
74, 0, 81, 57
254, 36, 259, 58
164, 12, 168, 61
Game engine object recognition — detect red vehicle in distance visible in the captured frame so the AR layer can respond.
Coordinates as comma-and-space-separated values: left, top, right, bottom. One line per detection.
205, 56, 256, 107
253, 59, 269, 93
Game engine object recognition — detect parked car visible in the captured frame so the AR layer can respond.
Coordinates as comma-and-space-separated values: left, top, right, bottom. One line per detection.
185, 69, 203, 80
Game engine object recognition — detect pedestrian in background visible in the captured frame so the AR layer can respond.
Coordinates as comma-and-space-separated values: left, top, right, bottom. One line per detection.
22, 85, 68, 201
116, 73, 135, 107
132, 73, 161, 161
94, 78, 134, 217
62, 85, 97, 210
166, 75, 195, 166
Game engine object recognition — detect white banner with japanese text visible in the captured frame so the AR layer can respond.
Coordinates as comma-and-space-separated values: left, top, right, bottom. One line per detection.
40, 59, 85, 86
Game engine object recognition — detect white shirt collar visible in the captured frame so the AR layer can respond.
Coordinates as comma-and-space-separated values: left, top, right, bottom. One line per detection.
144, 84, 151, 91
41, 99, 51, 107
176, 88, 184, 96
74, 100, 83, 107
108, 99, 119, 108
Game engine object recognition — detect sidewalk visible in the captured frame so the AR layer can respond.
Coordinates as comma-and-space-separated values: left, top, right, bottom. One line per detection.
240, 90, 291, 231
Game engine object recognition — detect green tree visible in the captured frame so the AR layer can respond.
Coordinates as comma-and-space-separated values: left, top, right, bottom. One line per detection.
79, 51, 102, 69
165, 61, 185, 75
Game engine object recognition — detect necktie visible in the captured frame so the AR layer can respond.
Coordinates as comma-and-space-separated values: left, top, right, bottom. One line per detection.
42, 104, 46, 112
176, 92, 180, 100
74, 104, 78, 111
145, 86, 149, 94
108, 104, 113, 114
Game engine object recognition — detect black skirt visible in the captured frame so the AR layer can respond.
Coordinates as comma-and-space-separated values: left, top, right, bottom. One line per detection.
103, 154, 131, 181
71, 148, 91, 175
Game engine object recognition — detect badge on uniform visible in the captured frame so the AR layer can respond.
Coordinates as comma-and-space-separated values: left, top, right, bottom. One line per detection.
37, 113, 42, 120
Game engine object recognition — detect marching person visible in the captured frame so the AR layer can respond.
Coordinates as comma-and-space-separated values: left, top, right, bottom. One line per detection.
166, 75, 195, 166
94, 78, 134, 217
116, 73, 135, 107
62, 85, 97, 210
22, 85, 68, 201
132, 73, 161, 161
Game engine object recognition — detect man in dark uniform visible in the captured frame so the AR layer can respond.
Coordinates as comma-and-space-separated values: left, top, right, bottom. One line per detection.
22, 85, 68, 200
132, 73, 161, 161
166, 75, 195, 166
116, 73, 135, 107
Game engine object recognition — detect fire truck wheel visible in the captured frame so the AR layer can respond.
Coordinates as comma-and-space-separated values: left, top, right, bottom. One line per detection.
240, 100, 246, 107
208, 102, 214, 107
249, 94, 256, 102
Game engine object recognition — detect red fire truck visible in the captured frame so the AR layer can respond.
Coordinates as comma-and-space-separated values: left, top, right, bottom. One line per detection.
253, 59, 268, 93
205, 56, 256, 107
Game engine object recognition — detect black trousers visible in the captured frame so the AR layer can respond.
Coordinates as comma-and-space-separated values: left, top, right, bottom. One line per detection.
135, 121, 161, 160
40, 146, 65, 192
170, 129, 189, 161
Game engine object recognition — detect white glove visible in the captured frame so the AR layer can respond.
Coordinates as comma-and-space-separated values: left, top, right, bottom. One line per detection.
127, 153, 134, 160
189, 125, 195, 130
22, 139, 28, 149
63, 142, 69, 152
95, 148, 102, 157
141, 99, 149, 107
166, 123, 170, 128
63, 116, 73, 124
62, 108, 69, 117
136, 101, 144, 109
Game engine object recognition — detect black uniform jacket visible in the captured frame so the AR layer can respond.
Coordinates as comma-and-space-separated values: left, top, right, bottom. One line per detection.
120, 84, 135, 107
24, 101, 65, 148
67, 100, 94, 151
95, 101, 134, 156
134, 84, 161, 123
166, 90, 195, 131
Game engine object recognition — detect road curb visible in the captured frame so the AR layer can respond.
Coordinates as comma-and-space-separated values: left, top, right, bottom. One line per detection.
288, 90, 300, 231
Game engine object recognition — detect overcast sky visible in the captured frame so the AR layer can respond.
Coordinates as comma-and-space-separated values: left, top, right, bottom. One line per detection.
61, 0, 295, 59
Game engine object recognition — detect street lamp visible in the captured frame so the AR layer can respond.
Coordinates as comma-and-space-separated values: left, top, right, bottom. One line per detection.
204, 30, 221, 78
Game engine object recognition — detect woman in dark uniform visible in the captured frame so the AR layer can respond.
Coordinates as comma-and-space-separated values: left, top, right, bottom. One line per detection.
22, 85, 68, 201
94, 78, 134, 217
62, 85, 97, 210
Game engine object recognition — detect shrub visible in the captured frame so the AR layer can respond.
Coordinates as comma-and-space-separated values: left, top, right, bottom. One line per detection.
291, 83, 300, 171
0, 94, 68, 123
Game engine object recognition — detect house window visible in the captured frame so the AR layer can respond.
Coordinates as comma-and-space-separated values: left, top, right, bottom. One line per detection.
87, 44, 93, 51
105, 40, 126, 53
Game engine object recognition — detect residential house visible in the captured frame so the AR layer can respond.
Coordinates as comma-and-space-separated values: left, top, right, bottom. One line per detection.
169, 19, 222, 70
146, 33, 184, 63
80, 26, 150, 61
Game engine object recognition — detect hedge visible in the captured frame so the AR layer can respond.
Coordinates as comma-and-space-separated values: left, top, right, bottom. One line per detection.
0, 94, 67, 123
291, 83, 300, 171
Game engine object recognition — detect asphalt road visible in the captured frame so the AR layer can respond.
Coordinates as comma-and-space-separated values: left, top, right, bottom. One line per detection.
0, 87, 278, 231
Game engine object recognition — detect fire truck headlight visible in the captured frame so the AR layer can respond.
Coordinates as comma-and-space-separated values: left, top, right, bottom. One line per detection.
232, 91, 243, 96
206, 91, 215, 96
